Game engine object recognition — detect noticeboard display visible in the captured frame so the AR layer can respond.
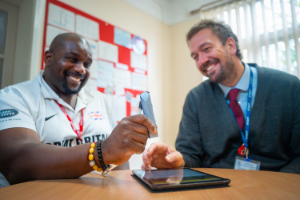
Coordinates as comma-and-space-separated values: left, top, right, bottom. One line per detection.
42, 0, 148, 124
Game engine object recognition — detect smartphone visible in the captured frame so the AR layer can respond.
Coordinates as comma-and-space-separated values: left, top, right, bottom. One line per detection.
139, 91, 158, 138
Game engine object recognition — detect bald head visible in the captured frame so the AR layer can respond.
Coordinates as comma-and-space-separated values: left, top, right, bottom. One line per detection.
49, 33, 91, 54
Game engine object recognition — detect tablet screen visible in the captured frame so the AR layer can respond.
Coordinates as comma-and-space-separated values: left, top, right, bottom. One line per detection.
132, 168, 230, 189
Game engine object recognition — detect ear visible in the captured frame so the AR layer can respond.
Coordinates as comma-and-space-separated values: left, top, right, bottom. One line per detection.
44, 50, 53, 68
226, 37, 237, 56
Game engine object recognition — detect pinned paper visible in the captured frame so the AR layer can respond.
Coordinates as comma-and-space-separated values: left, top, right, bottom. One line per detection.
114, 86, 125, 96
98, 41, 118, 63
131, 51, 147, 70
97, 60, 114, 88
132, 73, 147, 91
116, 63, 129, 70
85, 38, 98, 59
114, 27, 131, 49
114, 68, 131, 89
132, 35, 146, 55
112, 95, 126, 124
46, 25, 67, 46
125, 91, 133, 102
76, 15, 99, 40
48, 3, 75, 32
131, 95, 140, 116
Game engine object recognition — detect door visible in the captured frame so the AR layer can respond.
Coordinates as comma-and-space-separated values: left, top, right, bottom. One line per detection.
0, 0, 18, 89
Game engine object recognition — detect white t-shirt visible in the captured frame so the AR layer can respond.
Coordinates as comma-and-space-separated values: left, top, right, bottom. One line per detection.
0, 71, 114, 187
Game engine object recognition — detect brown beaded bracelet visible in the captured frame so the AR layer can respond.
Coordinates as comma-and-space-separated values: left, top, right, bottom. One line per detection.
97, 140, 110, 171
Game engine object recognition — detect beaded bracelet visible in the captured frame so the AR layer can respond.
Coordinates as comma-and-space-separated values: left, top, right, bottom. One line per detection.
97, 140, 110, 172
88, 142, 102, 172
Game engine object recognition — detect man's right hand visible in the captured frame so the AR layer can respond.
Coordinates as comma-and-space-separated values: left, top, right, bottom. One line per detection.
141, 143, 185, 170
101, 114, 157, 166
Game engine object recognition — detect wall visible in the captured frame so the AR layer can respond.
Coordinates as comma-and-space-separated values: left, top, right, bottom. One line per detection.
165, 18, 203, 148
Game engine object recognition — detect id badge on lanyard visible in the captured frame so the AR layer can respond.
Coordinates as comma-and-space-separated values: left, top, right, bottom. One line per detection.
231, 69, 261, 170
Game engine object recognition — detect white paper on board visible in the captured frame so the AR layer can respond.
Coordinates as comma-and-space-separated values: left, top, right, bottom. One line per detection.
130, 51, 147, 70
125, 91, 132, 102
132, 73, 147, 91
98, 41, 118, 63
113, 68, 131, 89
112, 95, 126, 124
97, 60, 114, 88
46, 25, 67, 46
48, 3, 75, 32
89, 60, 98, 80
134, 68, 146, 75
116, 63, 129, 70
76, 15, 99, 40
103, 94, 116, 128
83, 59, 98, 91
114, 27, 131, 49
131, 95, 140, 116
85, 38, 98, 59
114, 86, 125, 96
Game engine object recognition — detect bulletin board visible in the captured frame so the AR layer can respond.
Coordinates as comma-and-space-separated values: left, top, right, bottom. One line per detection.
42, 0, 148, 124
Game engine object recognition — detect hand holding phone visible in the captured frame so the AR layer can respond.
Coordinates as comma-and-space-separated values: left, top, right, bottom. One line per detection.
139, 91, 158, 138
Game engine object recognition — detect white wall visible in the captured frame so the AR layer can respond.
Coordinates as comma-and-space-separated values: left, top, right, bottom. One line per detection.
162, 18, 203, 148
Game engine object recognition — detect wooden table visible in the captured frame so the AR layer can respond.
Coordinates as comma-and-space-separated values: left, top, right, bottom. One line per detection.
0, 168, 299, 200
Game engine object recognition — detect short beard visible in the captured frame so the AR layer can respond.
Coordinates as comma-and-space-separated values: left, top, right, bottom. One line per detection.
209, 56, 235, 84
61, 73, 86, 95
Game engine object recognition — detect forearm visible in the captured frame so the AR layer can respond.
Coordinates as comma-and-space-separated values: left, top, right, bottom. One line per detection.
180, 153, 201, 168
3, 141, 94, 185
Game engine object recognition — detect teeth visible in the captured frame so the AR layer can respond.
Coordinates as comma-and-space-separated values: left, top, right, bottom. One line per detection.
207, 65, 215, 72
69, 76, 81, 82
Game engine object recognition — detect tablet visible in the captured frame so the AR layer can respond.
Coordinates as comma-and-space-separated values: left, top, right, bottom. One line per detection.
132, 168, 230, 190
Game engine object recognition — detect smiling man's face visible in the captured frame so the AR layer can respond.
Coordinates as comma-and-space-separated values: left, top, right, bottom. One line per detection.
189, 28, 235, 84
44, 34, 92, 96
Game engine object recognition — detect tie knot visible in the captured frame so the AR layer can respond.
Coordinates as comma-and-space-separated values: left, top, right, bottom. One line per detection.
227, 88, 240, 101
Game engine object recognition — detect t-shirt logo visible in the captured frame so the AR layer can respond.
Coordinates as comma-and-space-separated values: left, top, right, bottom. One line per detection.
0, 109, 19, 118
88, 111, 104, 120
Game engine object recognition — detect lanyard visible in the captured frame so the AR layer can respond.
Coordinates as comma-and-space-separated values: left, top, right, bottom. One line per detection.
228, 69, 253, 158
55, 100, 84, 142
244, 69, 253, 149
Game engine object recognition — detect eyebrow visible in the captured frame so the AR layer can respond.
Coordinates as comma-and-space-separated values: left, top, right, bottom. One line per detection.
67, 52, 92, 63
67, 52, 80, 56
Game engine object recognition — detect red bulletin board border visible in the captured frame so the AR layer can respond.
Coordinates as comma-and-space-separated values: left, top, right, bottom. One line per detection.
42, 0, 148, 118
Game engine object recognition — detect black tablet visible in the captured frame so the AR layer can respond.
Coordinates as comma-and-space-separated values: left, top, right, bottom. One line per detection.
132, 168, 230, 190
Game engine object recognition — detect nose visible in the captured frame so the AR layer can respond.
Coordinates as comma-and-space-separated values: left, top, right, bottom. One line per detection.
74, 62, 86, 74
198, 54, 209, 66
196, 54, 209, 73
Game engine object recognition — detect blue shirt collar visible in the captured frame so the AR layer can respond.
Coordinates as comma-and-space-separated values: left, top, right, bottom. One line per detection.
218, 62, 250, 97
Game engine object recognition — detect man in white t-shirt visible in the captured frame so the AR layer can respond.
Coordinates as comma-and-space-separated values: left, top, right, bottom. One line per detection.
0, 33, 157, 187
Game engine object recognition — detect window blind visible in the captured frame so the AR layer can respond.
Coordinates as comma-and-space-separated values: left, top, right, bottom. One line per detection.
200, 0, 300, 78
